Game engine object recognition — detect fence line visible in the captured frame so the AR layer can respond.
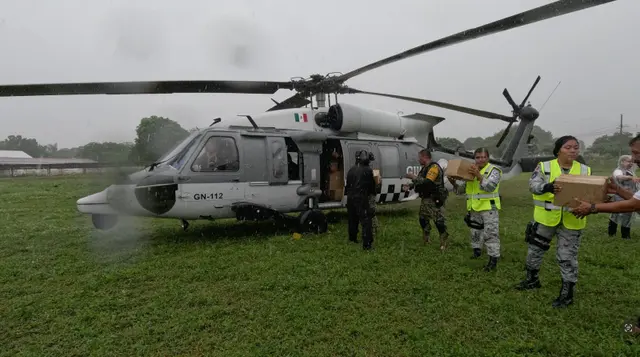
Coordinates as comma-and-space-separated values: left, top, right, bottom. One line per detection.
0, 162, 143, 177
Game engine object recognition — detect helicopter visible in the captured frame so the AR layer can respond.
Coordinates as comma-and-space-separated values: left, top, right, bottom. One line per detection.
0, 0, 617, 233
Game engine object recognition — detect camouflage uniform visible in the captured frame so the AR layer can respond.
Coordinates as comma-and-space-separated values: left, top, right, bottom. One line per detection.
369, 194, 378, 240
454, 167, 502, 259
516, 160, 590, 308
412, 163, 448, 249
523, 165, 582, 283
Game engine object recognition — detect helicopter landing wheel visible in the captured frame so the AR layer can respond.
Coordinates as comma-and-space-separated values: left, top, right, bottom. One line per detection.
180, 219, 189, 231
298, 209, 328, 234
91, 214, 118, 230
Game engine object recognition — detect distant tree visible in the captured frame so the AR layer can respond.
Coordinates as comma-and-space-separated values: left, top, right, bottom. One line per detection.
587, 131, 634, 158
43, 143, 58, 156
463, 137, 485, 151
482, 125, 555, 157
129, 116, 189, 164
50, 147, 80, 159
77, 142, 134, 163
436, 137, 464, 150
578, 140, 586, 151
0, 135, 48, 157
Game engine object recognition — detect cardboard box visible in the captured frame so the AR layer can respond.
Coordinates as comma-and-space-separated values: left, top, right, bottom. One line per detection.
373, 169, 381, 185
329, 170, 344, 190
445, 159, 475, 181
553, 174, 609, 208
329, 188, 344, 201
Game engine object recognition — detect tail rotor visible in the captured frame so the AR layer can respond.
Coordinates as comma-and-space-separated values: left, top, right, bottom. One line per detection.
495, 75, 541, 148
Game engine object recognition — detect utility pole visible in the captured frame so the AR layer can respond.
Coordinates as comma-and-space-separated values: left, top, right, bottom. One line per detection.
619, 114, 624, 156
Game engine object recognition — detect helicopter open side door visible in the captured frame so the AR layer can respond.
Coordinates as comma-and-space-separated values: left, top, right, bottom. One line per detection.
266, 136, 289, 185
340, 140, 374, 204
238, 134, 304, 215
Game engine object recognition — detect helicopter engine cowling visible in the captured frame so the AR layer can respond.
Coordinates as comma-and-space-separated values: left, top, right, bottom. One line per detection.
325, 102, 427, 138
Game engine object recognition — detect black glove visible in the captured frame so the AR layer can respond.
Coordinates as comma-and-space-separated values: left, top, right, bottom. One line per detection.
542, 182, 555, 193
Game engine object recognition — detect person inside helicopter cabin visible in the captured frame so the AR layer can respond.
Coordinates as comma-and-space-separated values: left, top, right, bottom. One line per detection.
192, 137, 239, 172
447, 147, 502, 272
607, 154, 639, 239
345, 150, 376, 250
404, 149, 449, 250
322, 144, 343, 197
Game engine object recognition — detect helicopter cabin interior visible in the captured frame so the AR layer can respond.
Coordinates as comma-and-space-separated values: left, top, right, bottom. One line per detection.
319, 139, 345, 203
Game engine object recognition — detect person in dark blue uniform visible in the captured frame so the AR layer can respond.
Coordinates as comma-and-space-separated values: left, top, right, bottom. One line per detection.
345, 150, 376, 250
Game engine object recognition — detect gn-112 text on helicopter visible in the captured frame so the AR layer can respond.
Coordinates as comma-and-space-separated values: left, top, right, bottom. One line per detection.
0, 0, 617, 233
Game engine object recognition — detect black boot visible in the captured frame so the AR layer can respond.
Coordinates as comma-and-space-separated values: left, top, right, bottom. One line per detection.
608, 220, 617, 237
552, 280, 575, 308
471, 248, 481, 258
621, 226, 631, 239
515, 268, 541, 290
484, 256, 498, 271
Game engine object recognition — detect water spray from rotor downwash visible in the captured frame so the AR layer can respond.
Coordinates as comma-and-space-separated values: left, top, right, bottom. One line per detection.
202, 14, 275, 70
85, 162, 151, 266
101, 7, 168, 62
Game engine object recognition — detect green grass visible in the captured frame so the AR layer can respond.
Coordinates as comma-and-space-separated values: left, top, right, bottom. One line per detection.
1, 171, 640, 356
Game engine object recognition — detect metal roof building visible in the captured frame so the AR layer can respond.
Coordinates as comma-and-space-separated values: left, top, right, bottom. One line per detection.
0, 150, 98, 167
0, 157, 97, 165
0, 150, 32, 159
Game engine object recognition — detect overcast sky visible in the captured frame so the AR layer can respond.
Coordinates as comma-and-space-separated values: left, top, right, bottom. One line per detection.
0, 0, 635, 148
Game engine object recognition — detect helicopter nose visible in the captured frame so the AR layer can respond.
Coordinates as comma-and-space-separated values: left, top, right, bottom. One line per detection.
76, 189, 116, 215
77, 190, 108, 206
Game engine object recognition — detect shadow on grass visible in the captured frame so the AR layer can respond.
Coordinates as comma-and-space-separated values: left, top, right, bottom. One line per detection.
153, 207, 415, 244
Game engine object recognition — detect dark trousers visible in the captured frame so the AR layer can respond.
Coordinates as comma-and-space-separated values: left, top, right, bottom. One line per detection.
347, 197, 373, 249
608, 219, 631, 239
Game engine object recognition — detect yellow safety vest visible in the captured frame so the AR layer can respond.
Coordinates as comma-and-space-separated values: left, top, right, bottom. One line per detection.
466, 164, 501, 211
532, 159, 591, 229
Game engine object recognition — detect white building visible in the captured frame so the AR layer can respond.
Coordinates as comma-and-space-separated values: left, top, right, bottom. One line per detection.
0, 150, 32, 159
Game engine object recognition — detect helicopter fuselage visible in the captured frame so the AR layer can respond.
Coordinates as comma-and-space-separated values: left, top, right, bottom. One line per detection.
76, 103, 533, 231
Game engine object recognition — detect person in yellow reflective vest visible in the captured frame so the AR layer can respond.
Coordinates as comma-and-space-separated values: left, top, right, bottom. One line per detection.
448, 147, 502, 272
515, 135, 590, 309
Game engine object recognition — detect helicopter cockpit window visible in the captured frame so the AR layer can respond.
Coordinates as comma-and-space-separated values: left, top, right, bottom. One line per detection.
165, 133, 203, 170
191, 136, 240, 172
272, 140, 286, 179
157, 131, 200, 163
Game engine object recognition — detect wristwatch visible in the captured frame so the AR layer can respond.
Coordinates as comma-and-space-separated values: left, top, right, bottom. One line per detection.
590, 203, 597, 213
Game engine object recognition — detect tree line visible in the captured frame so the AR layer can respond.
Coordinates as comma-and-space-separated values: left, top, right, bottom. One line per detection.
0, 117, 635, 165
437, 124, 635, 162
0, 116, 193, 165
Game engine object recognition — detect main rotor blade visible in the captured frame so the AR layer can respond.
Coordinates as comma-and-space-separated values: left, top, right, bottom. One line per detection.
267, 93, 311, 111
519, 75, 541, 108
0, 80, 295, 97
336, 0, 617, 82
503, 88, 519, 111
496, 122, 514, 148
345, 88, 515, 122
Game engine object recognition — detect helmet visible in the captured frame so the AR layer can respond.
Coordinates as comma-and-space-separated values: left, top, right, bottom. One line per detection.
355, 150, 374, 165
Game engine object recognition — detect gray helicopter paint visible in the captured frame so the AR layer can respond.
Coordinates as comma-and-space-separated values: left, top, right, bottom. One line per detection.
76, 105, 535, 224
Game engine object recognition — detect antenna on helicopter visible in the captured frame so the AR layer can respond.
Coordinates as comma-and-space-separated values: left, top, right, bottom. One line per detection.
237, 115, 259, 130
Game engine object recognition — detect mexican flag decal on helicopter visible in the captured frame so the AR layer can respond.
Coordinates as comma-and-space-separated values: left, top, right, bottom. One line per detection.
294, 113, 308, 123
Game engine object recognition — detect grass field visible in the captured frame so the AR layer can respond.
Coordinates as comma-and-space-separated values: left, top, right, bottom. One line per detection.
2, 170, 640, 356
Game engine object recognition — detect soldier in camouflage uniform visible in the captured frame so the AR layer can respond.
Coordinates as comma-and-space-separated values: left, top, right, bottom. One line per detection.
515, 135, 591, 308
405, 149, 449, 250
448, 147, 502, 272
